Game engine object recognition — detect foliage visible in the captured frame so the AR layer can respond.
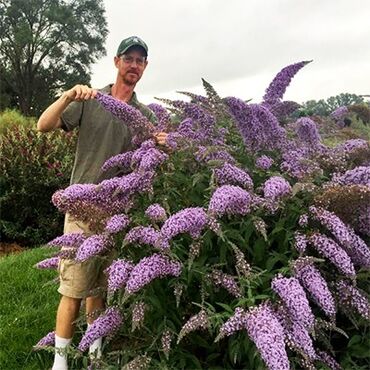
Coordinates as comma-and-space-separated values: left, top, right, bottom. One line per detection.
36, 63, 370, 369
0, 108, 36, 134
0, 0, 108, 115
0, 247, 60, 370
0, 125, 76, 246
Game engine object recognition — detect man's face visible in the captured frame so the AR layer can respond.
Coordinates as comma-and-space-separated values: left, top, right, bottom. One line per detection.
114, 47, 148, 86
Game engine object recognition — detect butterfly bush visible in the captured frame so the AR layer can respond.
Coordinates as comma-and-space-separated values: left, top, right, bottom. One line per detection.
263, 176, 292, 201
34, 331, 55, 348
104, 214, 130, 234
330, 106, 348, 122
213, 163, 253, 190
145, 203, 167, 222
177, 310, 209, 344
35, 256, 60, 270
332, 166, 370, 186
124, 226, 160, 248
78, 307, 123, 352
210, 270, 242, 298
255, 155, 274, 170
105, 259, 134, 292
245, 303, 290, 370
161, 329, 173, 359
101, 151, 133, 173
293, 232, 308, 254
125, 253, 182, 294
131, 301, 146, 331
216, 307, 248, 341
75, 234, 112, 262
295, 117, 322, 149
316, 350, 342, 370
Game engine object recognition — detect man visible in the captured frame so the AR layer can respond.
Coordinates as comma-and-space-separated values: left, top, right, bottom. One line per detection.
37, 36, 167, 370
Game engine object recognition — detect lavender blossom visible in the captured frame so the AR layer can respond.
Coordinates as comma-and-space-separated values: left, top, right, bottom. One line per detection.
177, 310, 209, 344
101, 151, 133, 172
310, 206, 370, 268
309, 233, 356, 277
335, 280, 370, 320
271, 274, 315, 330
122, 355, 152, 370
48, 233, 86, 249
147, 103, 171, 129
332, 166, 370, 186
316, 350, 342, 370
161, 329, 172, 359
145, 203, 167, 222
213, 163, 253, 190
295, 117, 322, 148
195, 145, 236, 164
35, 256, 60, 270
245, 303, 290, 370
34, 331, 55, 348
232, 245, 251, 277
256, 155, 274, 170
293, 258, 336, 318
336, 138, 369, 155
253, 218, 268, 241
263, 61, 311, 105
293, 232, 308, 254
125, 253, 182, 294
78, 307, 123, 352
158, 207, 208, 248
131, 301, 146, 331
75, 234, 112, 262
210, 270, 242, 298
105, 259, 134, 292
263, 176, 292, 200
269, 100, 301, 120
215, 307, 248, 341
105, 214, 130, 234
124, 226, 160, 247
208, 185, 252, 217
330, 106, 348, 121
298, 214, 309, 227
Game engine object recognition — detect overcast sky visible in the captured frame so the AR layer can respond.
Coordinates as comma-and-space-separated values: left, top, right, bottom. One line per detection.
90, 0, 370, 105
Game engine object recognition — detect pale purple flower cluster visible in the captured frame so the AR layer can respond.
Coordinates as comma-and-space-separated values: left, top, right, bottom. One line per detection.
48, 232, 86, 248
145, 203, 167, 222
165, 132, 182, 150
255, 155, 274, 170
263, 176, 292, 200
271, 275, 314, 329
75, 234, 112, 262
309, 233, 355, 277
336, 138, 369, 154
335, 280, 370, 320
213, 163, 253, 190
293, 232, 308, 254
253, 218, 268, 240
232, 245, 251, 277
34, 331, 55, 348
245, 303, 290, 370
268, 100, 301, 120
293, 258, 336, 318
316, 350, 342, 370
330, 106, 348, 121
177, 310, 209, 344
131, 301, 146, 331
35, 256, 60, 270
332, 166, 370, 186
125, 253, 182, 294
225, 99, 287, 152
310, 206, 370, 268
101, 151, 133, 173
298, 214, 308, 227
105, 259, 134, 292
124, 226, 160, 247
147, 103, 171, 129
216, 307, 248, 341
210, 270, 242, 298
208, 185, 252, 217
295, 117, 322, 148
78, 307, 123, 352
195, 145, 235, 164
158, 207, 208, 248
136, 147, 168, 172
105, 214, 130, 234
161, 329, 172, 359
263, 61, 311, 105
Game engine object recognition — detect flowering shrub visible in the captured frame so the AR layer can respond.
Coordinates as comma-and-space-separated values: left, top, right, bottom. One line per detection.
36, 62, 370, 369
0, 124, 76, 246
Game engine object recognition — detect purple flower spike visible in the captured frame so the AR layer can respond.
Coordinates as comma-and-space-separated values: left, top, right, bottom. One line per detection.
35, 256, 60, 270
316, 350, 342, 370
271, 275, 315, 330
216, 307, 248, 341
208, 185, 252, 217
295, 117, 322, 148
105, 214, 130, 234
293, 258, 336, 318
105, 259, 134, 292
310, 233, 356, 277
330, 106, 348, 121
177, 310, 209, 344
124, 226, 160, 247
78, 307, 123, 352
125, 253, 182, 294
256, 155, 274, 170
145, 203, 167, 222
210, 270, 242, 298
332, 166, 370, 186
34, 331, 55, 348
213, 163, 253, 190
245, 303, 290, 370
159, 207, 208, 245
47, 233, 87, 248
293, 232, 308, 254
101, 151, 133, 173
263, 176, 292, 200
263, 61, 311, 105
75, 234, 111, 262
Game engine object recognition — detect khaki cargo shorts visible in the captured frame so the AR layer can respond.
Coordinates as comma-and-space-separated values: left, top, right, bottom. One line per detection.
57, 213, 116, 299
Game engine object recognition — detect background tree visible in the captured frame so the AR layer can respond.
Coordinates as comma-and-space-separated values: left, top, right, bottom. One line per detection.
0, 0, 108, 116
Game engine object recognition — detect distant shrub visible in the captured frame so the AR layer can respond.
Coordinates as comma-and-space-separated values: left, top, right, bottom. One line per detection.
0, 108, 36, 134
0, 125, 76, 246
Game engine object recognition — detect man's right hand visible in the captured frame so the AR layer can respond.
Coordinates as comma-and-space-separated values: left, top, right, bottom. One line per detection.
63, 85, 97, 102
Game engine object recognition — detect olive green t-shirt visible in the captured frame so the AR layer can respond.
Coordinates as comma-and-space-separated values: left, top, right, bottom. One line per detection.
61, 85, 156, 185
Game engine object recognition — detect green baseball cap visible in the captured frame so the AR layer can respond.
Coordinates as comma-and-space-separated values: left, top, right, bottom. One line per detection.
116, 36, 148, 57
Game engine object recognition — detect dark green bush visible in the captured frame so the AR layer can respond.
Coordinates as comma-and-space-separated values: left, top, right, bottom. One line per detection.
0, 124, 76, 246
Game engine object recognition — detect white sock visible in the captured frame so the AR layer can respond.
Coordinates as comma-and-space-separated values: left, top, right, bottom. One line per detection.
88, 323, 102, 359
52, 335, 72, 370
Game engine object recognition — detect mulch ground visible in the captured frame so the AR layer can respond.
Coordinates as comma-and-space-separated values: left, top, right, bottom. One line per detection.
0, 242, 26, 257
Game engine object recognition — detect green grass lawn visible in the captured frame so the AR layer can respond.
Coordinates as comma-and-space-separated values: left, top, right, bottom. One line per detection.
0, 247, 60, 369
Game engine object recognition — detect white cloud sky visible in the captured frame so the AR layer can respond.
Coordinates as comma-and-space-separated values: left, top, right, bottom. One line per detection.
90, 0, 370, 105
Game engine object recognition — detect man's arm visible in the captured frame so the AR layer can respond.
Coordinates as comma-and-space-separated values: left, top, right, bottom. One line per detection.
37, 85, 97, 132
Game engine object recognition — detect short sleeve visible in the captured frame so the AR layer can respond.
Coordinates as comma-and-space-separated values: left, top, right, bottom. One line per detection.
60, 101, 84, 131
